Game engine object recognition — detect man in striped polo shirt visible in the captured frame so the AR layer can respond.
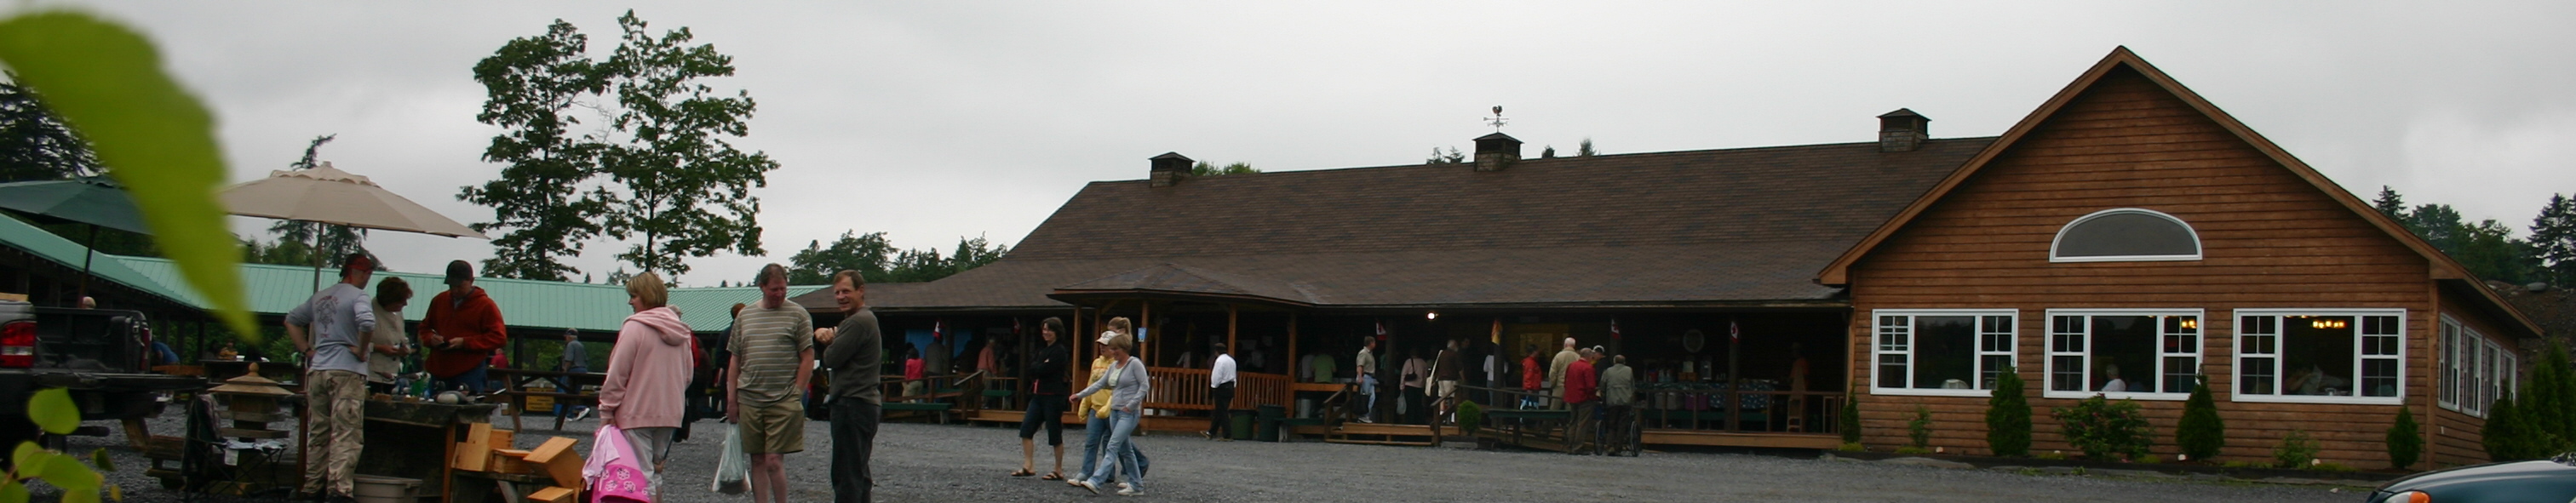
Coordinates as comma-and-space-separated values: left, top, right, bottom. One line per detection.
728, 264, 814, 503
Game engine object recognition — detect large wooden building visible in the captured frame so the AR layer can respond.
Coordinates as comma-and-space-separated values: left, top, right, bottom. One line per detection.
848, 48, 2538, 466
1817, 49, 2536, 467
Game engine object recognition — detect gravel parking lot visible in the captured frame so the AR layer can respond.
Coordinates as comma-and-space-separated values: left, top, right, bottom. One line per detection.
79, 414, 2367, 502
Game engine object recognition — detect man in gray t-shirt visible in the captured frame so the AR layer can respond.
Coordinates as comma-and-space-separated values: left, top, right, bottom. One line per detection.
284, 254, 377, 501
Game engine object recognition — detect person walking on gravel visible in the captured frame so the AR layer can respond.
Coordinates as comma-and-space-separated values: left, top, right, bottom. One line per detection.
818, 269, 885, 503
1070, 319, 1150, 496
596, 272, 693, 501
1016, 317, 1071, 480
730, 264, 816, 503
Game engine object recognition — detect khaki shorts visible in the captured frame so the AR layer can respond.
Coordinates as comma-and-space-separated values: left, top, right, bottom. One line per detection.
738, 400, 806, 454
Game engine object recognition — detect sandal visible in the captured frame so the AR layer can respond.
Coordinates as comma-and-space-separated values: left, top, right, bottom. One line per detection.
1041, 472, 1065, 481
1011, 469, 1036, 477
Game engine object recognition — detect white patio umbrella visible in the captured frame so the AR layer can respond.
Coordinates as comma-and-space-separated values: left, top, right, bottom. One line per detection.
221, 162, 488, 288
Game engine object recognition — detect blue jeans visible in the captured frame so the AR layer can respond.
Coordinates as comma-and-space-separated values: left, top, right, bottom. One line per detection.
1085, 409, 1144, 490
1077, 413, 1150, 482
1359, 374, 1377, 420
555, 367, 588, 415
435, 360, 490, 395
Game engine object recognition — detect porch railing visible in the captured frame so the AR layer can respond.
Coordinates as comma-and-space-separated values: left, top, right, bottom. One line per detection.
1076, 366, 1289, 413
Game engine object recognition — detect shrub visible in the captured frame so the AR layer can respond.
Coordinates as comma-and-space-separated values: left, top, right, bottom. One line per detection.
2388, 407, 2423, 470
2275, 429, 2320, 468
1908, 405, 1933, 450
1836, 442, 1867, 452
2529, 339, 2576, 453
2481, 395, 2560, 461
2052, 395, 2153, 460
1985, 366, 2032, 456
1841, 384, 1863, 444
2175, 374, 2224, 462
1456, 400, 1485, 435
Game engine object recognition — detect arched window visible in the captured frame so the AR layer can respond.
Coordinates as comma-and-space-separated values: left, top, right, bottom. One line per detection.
2050, 209, 2201, 262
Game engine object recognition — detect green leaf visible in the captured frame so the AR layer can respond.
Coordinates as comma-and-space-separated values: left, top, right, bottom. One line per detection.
0, 11, 255, 339
37, 451, 100, 491
61, 488, 96, 503
28, 389, 76, 435
0, 480, 26, 503
11, 441, 37, 469
87, 448, 112, 472
105, 483, 119, 502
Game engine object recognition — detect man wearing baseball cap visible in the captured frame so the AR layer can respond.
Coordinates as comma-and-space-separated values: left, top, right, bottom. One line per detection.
421, 260, 508, 394
285, 253, 376, 503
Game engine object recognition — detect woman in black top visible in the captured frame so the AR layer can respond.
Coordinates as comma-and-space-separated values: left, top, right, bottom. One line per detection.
1016, 317, 1073, 479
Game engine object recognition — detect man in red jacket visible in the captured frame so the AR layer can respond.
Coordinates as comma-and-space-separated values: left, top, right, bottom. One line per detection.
1563, 347, 1600, 454
421, 260, 508, 394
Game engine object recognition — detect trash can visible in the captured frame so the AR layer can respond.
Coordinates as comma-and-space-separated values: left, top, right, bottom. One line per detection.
1231, 411, 1255, 440
1256, 404, 1286, 442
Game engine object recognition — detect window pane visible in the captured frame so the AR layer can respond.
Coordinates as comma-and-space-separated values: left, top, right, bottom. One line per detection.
2056, 211, 2199, 258
2091, 316, 2155, 393
2362, 358, 2399, 397
2240, 357, 2275, 395
1879, 354, 1908, 389
1981, 315, 2014, 352
1982, 355, 2013, 389
1913, 317, 1977, 390
2283, 317, 2358, 396
2162, 356, 2197, 393
2441, 325, 2458, 405
2051, 356, 2085, 392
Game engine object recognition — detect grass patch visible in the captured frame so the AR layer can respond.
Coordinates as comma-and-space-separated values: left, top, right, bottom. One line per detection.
1836, 442, 1867, 452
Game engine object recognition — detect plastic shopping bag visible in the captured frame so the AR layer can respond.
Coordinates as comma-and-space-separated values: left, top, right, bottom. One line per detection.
710, 425, 749, 494
591, 425, 653, 503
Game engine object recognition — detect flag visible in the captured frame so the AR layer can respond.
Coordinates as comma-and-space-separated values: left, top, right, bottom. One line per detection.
1610, 318, 1622, 340
1730, 318, 1741, 341
1490, 318, 1502, 345
933, 318, 946, 343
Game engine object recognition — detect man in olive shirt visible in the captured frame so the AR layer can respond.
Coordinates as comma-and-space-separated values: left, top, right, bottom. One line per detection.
729, 265, 813, 503
817, 270, 882, 503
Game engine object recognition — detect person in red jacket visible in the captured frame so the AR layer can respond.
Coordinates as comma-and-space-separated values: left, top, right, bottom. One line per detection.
421, 260, 508, 394
1519, 344, 1544, 409
1563, 347, 1600, 454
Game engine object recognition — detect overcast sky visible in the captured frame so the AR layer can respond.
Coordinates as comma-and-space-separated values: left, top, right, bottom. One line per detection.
55, 2, 2576, 285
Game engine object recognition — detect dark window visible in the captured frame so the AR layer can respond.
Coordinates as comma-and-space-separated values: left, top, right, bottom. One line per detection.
2054, 209, 2200, 260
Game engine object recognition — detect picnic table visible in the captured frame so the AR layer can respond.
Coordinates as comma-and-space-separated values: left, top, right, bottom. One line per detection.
485, 368, 604, 432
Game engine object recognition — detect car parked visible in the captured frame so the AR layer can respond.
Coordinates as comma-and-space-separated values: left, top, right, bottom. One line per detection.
2367, 453, 2576, 502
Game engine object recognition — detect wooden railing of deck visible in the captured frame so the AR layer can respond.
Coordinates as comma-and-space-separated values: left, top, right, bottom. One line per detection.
1076, 366, 1289, 412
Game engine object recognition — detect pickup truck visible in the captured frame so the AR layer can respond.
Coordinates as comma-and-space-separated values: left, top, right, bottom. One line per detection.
0, 299, 206, 454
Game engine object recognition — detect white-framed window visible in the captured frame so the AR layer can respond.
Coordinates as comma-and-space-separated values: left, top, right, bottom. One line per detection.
1872, 310, 2017, 397
2231, 309, 2405, 405
2440, 316, 2519, 418
2044, 309, 2201, 400
2050, 209, 2203, 262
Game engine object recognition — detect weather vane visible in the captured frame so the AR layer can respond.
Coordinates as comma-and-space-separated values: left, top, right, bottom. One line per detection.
1486, 106, 1508, 131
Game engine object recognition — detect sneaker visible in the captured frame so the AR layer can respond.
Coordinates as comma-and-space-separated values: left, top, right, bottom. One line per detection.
1116, 483, 1130, 491
1199, 431, 1212, 440
1073, 480, 1100, 495
1116, 487, 1145, 496
570, 408, 592, 421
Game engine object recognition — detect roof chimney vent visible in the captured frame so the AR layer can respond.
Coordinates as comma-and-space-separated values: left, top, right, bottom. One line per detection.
1149, 152, 1192, 187
1878, 109, 1929, 152
1472, 133, 1522, 172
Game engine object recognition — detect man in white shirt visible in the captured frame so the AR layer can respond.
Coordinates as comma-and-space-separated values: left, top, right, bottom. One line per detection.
1355, 337, 1378, 423
1203, 343, 1238, 440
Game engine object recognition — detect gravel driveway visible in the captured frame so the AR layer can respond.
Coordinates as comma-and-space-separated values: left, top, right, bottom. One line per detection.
77, 414, 2366, 503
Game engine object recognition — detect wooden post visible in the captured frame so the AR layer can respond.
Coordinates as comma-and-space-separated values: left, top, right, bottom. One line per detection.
1286, 314, 1299, 383
1726, 317, 1742, 432
1225, 305, 1239, 369
1140, 301, 1152, 365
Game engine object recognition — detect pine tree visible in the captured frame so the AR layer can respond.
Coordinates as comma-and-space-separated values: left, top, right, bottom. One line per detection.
2533, 340, 2576, 452
2372, 186, 2407, 220
2484, 394, 2533, 461
2389, 407, 2423, 470
1985, 366, 2031, 456
2533, 194, 2576, 286
2176, 374, 2225, 461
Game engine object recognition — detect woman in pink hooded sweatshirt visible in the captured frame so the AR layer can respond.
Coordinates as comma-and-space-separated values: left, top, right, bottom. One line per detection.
598, 272, 696, 500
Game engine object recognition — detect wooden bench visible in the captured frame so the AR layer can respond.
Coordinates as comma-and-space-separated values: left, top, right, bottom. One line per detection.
881, 402, 953, 424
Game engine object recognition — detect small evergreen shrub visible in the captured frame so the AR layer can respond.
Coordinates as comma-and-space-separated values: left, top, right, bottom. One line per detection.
2175, 374, 2225, 462
1841, 385, 1863, 444
2275, 429, 2321, 468
1456, 400, 1485, 435
2052, 395, 2153, 460
1908, 405, 1933, 450
1985, 366, 2032, 456
2388, 407, 2423, 470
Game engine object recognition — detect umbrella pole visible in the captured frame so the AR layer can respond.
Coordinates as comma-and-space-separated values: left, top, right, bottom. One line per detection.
77, 225, 97, 304
309, 220, 324, 291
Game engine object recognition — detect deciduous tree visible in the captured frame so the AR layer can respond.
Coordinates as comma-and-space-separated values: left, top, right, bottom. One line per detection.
463, 19, 608, 281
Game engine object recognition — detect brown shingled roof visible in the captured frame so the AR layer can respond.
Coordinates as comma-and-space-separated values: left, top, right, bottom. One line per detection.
875, 137, 1995, 312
